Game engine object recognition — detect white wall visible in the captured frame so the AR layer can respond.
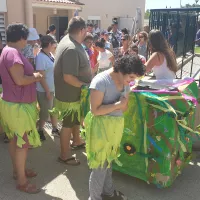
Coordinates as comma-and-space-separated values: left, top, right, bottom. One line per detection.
80, 0, 146, 30
0, 0, 7, 12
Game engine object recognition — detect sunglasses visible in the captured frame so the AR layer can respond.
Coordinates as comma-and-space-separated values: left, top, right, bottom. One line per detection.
139, 36, 144, 38
121, 38, 127, 41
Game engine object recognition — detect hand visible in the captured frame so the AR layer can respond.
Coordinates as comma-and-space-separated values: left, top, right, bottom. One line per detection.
33, 72, 43, 82
46, 91, 53, 100
118, 96, 128, 109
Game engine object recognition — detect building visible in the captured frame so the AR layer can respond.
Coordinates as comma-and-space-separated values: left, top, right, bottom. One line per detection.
80, 0, 146, 31
0, 0, 146, 43
0, 0, 84, 42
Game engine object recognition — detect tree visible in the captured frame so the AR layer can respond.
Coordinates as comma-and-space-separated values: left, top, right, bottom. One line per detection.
145, 9, 150, 19
182, 2, 200, 7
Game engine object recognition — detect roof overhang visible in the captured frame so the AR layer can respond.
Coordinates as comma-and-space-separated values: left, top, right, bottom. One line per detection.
32, 0, 84, 10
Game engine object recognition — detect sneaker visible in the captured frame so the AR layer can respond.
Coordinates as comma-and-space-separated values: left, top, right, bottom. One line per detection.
102, 190, 128, 200
3, 134, 9, 143
38, 130, 46, 141
51, 128, 60, 137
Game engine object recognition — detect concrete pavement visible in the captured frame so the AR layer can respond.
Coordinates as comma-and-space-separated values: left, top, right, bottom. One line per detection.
0, 125, 200, 200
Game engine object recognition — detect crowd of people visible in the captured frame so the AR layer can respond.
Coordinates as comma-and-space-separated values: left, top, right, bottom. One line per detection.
0, 16, 178, 200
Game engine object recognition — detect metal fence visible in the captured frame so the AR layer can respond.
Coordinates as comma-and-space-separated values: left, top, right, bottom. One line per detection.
149, 8, 200, 80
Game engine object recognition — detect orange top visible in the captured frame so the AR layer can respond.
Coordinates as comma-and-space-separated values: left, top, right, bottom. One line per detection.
90, 46, 99, 69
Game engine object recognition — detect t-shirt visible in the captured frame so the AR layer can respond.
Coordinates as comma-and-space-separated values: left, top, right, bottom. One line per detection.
35, 51, 55, 92
97, 49, 113, 69
54, 34, 92, 102
90, 71, 130, 116
0, 46, 36, 103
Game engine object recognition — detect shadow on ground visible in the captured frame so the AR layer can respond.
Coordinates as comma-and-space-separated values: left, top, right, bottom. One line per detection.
1, 131, 200, 200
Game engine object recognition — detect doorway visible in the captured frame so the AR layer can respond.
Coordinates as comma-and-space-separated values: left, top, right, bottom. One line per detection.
49, 16, 68, 42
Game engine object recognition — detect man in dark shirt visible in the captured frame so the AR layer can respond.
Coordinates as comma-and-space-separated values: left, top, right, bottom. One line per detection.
54, 16, 92, 165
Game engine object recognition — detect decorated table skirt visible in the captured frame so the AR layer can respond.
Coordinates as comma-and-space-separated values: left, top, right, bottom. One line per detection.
82, 79, 199, 188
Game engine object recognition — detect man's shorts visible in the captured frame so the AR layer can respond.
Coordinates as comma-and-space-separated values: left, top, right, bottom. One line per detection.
62, 111, 80, 128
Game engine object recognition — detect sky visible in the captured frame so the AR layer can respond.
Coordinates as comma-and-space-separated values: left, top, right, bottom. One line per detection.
146, 0, 195, 10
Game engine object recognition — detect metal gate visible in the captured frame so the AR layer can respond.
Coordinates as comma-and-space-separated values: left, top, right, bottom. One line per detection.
149, 8, 200, 80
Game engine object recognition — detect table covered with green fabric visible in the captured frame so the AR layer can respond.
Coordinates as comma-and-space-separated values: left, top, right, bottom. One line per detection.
81, 79, 199, 188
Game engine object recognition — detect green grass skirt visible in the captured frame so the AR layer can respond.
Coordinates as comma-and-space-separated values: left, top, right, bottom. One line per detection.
0, 99, 41, 148
84, 112, 124, 169
49, 99, 81, 122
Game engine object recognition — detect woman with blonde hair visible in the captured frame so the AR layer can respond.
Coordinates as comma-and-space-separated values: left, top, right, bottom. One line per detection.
145, 29, 177, 80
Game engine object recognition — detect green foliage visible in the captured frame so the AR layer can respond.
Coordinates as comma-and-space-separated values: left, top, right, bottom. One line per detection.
182, 2, 200, 8
145, 9, 150, 19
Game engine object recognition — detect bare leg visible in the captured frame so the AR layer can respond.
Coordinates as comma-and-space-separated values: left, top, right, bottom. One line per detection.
50, 115, 58, 130
15, 147, 28, 185
71, 125, 84, 146
9, 139, 16, 173
60, 127, 72, 160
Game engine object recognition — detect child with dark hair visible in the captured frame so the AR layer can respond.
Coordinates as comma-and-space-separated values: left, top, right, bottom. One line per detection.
47, 24, 57, 41
82, 33, 96, 75
85, 54, 145, 200
87, 23, 94, 34
36, 35, 58, 140
121, 28, 129, 36
101, 30, 113, 53
129, 44, 146, 64
95, 38, 114, 73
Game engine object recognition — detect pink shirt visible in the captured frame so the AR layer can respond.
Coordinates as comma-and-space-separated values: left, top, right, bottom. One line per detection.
0, 46, 36, 103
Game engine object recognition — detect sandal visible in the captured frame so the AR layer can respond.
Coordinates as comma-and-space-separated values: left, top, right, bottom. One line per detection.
16, 181, 41, 194
70, 143, 86, 150
13, 169, 37, 180
58, 157, 80, 166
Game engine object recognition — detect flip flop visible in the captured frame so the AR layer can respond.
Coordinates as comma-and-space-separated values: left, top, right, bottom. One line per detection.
16, 181, 41, 194
70, 143, 86, 150
57, 157, 80, 166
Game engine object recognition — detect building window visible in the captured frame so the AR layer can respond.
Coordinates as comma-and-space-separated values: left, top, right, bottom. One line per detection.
87, 20, 101, 28
0, 13, 6, 45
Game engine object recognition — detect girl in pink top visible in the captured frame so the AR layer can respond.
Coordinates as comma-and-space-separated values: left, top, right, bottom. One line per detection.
0, 23, 43, 194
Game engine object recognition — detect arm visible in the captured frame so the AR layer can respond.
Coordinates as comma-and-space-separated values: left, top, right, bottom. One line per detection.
121, 93, 129, 112
110, 43, 114, 54
63, 74, 86, 88
90, 89, 124, 116
109, 55, 115, 66
62, 49, 87, 88
93, 62, 99, 74
145, 52, 160, 73
37, 70, 50, 92
9, 64, 42, 86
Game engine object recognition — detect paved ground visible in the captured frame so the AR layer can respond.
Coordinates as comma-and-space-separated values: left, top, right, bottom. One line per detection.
0, 125, 200, 200
176, 56, 200, 80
